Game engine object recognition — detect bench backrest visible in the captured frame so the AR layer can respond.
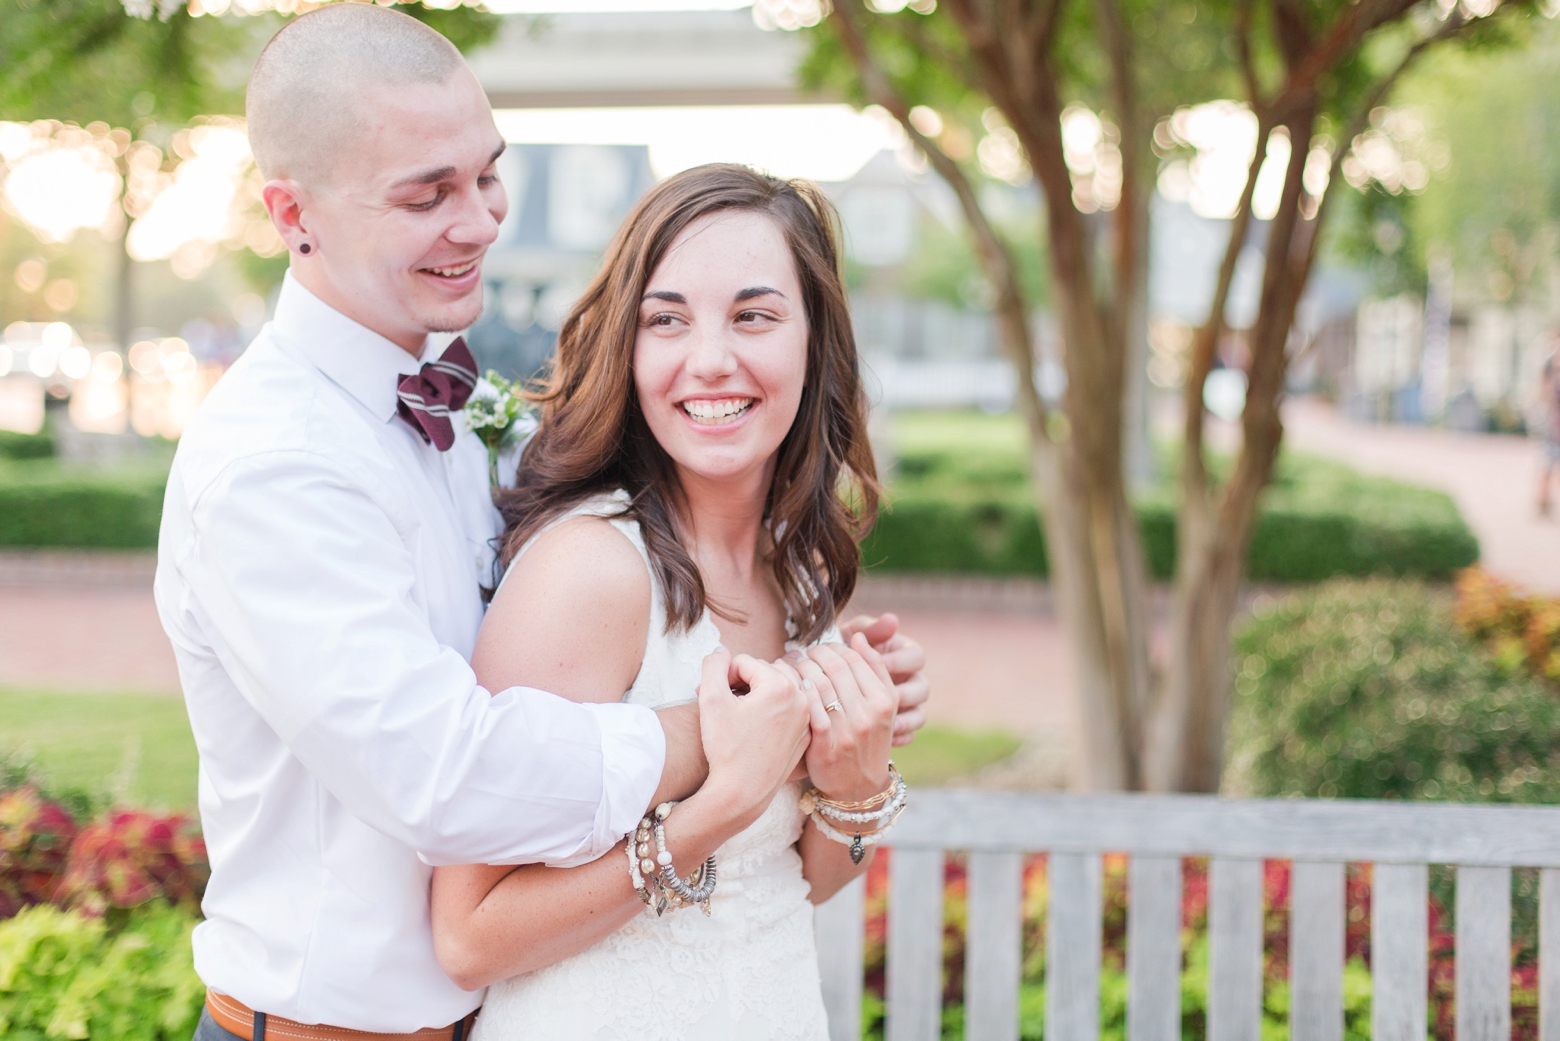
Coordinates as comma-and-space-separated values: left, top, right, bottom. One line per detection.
812, 790, 1560, 1041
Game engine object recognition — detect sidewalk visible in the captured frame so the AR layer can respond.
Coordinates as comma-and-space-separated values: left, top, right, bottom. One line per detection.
1281, 398, 1560, 593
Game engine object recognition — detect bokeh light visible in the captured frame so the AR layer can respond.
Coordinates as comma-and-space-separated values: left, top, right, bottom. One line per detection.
0, 123, 124, 243
127, 121, 260, 278
59, 345, 91, 380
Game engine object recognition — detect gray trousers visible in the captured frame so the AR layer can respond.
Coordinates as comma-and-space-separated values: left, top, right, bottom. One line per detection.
193, 1008, 246, 1041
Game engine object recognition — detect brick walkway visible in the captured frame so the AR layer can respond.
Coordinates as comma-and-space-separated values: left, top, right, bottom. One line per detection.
0, 559, 1074, 738
4, 403, 1546, 757
1281, 398, 1560, 593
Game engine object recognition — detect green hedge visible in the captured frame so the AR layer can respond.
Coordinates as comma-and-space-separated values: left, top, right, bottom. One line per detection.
0, 463, 165, 550
0, 430, 55, 461
863, 435, 1479, 582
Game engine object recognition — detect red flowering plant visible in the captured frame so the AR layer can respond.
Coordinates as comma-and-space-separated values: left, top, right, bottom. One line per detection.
0, 784, 78, 918
53, 808, 208, 918
1455, 568, 1560, 684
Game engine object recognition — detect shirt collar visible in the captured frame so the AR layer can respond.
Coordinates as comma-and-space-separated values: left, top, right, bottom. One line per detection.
271, 271, 442, 423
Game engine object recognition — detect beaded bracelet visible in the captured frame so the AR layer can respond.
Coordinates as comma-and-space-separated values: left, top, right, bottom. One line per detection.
627, 802, 717, 917
808, 800, 907, 863
799, 765, 909, 864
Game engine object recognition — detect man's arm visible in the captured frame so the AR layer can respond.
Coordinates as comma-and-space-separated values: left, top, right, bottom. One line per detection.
176, 452, 664, 866
652, 703, 707, 803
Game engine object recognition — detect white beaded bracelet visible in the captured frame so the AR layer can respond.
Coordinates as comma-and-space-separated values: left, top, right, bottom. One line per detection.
627, 802, 716, 917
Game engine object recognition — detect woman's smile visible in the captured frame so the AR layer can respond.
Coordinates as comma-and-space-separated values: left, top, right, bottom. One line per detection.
679, 396, 757, 427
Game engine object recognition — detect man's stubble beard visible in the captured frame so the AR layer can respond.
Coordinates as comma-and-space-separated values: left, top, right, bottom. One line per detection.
416, 293, 486, 336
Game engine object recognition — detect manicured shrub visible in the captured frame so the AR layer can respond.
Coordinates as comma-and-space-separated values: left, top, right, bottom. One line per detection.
0, 430, 55, 461
864, 449, 1479, 582
1223, 578, 1560, 803
0, 902, 205, 1041
0, 463, 165, 550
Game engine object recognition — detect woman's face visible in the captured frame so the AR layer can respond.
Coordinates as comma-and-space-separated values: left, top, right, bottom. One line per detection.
634, 209, 809, 491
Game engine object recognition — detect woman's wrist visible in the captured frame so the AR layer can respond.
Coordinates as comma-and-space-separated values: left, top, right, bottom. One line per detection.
812, 768, 893, 805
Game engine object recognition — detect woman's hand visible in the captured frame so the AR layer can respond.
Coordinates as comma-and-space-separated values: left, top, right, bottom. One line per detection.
786, 634, 897, 803
697, 648, 811, 821
839, 613, 930, 747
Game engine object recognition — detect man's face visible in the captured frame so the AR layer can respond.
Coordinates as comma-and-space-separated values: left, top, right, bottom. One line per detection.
294, 70, 507, 352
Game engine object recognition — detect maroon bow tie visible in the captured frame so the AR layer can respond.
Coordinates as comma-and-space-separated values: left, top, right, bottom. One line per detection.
396, 338, 478, 452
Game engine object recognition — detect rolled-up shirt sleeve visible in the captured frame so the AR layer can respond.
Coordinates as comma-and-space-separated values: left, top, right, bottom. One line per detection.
175, 448, 665, 866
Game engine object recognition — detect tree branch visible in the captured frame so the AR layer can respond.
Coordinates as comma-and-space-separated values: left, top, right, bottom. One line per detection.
1236, 0, 1265, 116
1266, 0, 1421, 123
829, 0, 1053, 442
1181, 116, 1271, 500
1288, 6, 1479, 300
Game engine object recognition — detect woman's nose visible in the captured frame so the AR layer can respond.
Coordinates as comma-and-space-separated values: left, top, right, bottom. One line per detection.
685, 323, 739, 380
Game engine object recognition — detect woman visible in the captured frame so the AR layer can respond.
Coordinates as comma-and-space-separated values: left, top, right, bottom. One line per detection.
429, 165, 901, 1040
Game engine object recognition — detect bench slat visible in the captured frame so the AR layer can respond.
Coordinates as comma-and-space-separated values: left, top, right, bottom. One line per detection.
887, 849, 944, 1041
1543, 869, 1560, 1041
1128, 855, 1182, 1041
1371, 863, 1428, 1041
1290, 861, 1344, 1041
1047, 852, 1103, 1041
1209, 858, 1264, 1041
886, 791, 1560, 866
1456, 865, 1511, 1041
966, 851, 1023, 1041
815, 874, 866, 1041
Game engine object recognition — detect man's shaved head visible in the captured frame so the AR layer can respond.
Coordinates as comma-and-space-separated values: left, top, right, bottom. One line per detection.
247, 4, 464, 185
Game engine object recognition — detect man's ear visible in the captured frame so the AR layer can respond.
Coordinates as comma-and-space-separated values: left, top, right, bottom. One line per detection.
262, 178, 313, 257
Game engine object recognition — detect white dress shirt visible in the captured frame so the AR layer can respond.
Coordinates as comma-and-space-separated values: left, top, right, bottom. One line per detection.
154, 273, 666, 1032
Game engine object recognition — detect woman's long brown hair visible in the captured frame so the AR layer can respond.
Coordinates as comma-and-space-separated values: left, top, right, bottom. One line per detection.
494, 163, 880, 643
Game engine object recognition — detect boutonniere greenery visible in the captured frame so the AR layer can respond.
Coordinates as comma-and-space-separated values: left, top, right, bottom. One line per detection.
464, 370, 536, 488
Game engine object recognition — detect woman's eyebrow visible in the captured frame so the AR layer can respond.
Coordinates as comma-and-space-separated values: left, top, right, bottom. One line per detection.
642, 291, 686, 304
735, 286, 784, 302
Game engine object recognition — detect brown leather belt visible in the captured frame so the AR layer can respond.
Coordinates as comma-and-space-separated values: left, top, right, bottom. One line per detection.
205, 992, 479, 1041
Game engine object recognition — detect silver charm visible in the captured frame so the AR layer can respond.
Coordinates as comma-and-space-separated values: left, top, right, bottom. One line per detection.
849, 834, 865, 865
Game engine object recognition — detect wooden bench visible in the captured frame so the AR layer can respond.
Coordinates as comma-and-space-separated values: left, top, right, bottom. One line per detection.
812, 790, 1560, 1041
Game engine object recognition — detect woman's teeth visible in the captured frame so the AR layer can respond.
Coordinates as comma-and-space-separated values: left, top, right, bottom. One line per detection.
681, 398, 754, 425
425, 261, 477, 278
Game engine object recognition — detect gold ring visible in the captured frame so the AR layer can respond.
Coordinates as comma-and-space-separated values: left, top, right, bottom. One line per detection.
825, 700, 843, 713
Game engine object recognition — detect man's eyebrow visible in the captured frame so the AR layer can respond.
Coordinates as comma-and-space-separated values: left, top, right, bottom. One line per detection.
642, 290, 686, 304
735, 286, 784, 302
388, 146, 506, 191
389, 166, 456, 190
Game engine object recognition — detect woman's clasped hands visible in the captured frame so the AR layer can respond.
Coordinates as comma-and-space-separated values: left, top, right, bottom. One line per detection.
694, 633, 899, 823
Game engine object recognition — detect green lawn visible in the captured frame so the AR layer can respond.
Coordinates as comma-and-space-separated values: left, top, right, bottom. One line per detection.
892, 724, 1024, 785
0, 688, 198, 810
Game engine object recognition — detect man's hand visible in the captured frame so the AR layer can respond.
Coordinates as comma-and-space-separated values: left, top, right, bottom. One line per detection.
839, 612, 929, 746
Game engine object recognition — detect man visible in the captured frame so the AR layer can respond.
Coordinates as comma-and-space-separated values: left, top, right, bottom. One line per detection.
156, 7, 929, 1041
1539, 341, 1560, 517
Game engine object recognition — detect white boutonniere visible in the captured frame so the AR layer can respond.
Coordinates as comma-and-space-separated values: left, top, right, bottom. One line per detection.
464, 370, 537, 488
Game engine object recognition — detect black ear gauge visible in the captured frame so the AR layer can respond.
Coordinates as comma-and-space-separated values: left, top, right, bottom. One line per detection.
299, 243, 311, 254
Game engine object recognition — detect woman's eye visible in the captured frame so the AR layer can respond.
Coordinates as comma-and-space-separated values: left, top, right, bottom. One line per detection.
646, 313, 677, 327
736, 311, 764, 323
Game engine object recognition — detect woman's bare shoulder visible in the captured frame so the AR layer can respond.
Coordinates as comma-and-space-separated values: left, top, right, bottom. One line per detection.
473, 515, 651, 703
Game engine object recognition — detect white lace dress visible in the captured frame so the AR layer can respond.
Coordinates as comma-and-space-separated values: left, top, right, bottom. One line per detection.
472, 490, 833, 1041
